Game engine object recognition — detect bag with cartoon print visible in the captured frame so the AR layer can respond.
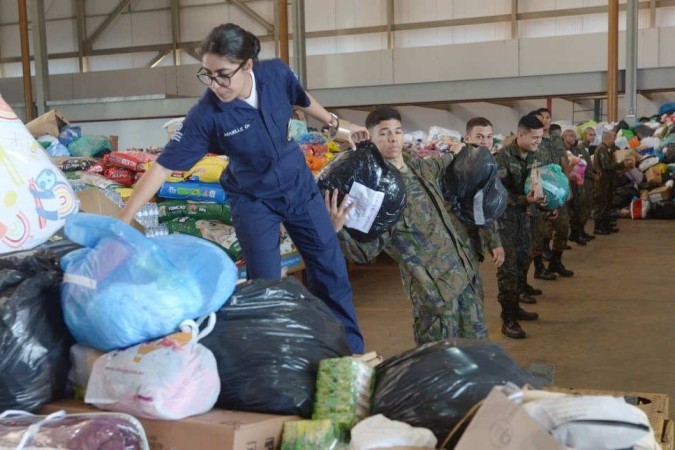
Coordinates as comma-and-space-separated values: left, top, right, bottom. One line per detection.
0, 97, 78, 254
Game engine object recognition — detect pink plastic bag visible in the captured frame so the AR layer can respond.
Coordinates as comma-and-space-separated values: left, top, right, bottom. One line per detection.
85, 314, 220, 420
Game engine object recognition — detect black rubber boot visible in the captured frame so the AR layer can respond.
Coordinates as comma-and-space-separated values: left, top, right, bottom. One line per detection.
534, 256, 557, 281
548, 250, 574, 277
519, 293, 537, 304
569, 231, 587, 246
524, 284, 543, 296
500, 300, 527, 339
516, 305, 539, 321
542, 239, 553, 261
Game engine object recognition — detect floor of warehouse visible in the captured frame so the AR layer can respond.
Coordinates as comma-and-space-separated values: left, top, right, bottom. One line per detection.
351, 219, 675, 415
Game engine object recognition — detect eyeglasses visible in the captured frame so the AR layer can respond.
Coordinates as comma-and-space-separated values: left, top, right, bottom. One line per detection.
196, 62, 245, 87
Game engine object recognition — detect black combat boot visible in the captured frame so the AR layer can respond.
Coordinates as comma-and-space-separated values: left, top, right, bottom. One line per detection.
500, 300, 527, 339
594, 220, 611, 235
568, 230, 587, 246
534, 256, 557, 281
516, 305, 539, 321
519, 293, 537, 304
548, 250, 574, 277
581, 228, 595, 240
524, 284, 543, 296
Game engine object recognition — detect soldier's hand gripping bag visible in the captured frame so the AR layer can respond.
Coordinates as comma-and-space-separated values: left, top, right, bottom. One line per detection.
371, 340, 538, 448
316, 140, 406, 242
525, 163, 570, 210
200, 278, 351, 418
441, 145, 507, 227
0, 244, 78, 412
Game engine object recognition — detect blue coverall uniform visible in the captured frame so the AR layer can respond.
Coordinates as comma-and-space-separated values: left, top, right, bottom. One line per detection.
157, 59, 364, 353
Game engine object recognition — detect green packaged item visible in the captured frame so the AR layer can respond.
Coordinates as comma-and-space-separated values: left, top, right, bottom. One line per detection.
158, 200, 232, 224
166, 217, 242, 261
281, 420, 340, 450
313, 357, 375, 435
67, 135, 111, 158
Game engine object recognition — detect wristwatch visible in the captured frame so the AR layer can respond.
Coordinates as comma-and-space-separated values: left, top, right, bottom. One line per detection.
327, 113, 340, 138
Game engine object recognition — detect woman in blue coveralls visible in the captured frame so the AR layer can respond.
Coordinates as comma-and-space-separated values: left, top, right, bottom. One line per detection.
120, 23, 367, 353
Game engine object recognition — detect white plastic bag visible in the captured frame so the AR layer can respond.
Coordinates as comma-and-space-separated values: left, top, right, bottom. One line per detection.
349, 414, 437, 450
69, 344, 104, 399
427, 125, 461, 145
85, 314, 220, 420
0, 96, 78, 254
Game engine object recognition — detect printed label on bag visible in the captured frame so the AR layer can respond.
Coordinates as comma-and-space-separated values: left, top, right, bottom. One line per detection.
345, 182, 385, 233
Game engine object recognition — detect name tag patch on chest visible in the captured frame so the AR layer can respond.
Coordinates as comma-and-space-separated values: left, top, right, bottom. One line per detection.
223, 123, 251, 137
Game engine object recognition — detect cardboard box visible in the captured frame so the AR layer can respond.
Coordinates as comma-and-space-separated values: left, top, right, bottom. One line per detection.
26, 108, 69, 138
77, 188, 145, 233
649, 185, 674, 203
454, 386, 567, 450
614, 149, 640, 164
42, 399, 300, 450
661, 418, 674, 450
546, 386, 669, 443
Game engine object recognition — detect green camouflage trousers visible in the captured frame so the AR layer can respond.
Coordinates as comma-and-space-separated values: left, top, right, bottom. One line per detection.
545, 204, 570, 252
569, 182, 588, 234
529, 213, 547, 259
412, 279, 488, 344
497, 211, 531, 298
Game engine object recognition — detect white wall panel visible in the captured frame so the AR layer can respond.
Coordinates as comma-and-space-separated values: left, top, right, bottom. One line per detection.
86, 14, 133, 50
519, 33, 606, 75
85, 0, 127, 16
306, 49, 393, 89
0, 24, 21, 57
44, 0, 74, 18
134, 0, 170, 12
130, 10, 172, 46
46, 18, 78, 53
180, 4, 231, 42
87, 54, 135, 72
49, 58, 79, 75
393, 40, 518, 83
659, 27, 675, 66
657, 7, 675, 27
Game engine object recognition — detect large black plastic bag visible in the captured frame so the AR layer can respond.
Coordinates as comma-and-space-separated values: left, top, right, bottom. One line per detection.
441, 145, 507, 227
0, 245, 76, 412
200, 278, 351, 417
316, 140, 406, 242
372, 340, 538, 448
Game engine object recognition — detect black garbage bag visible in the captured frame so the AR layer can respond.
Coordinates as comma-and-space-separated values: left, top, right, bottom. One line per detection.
316, 140, 406, 242
441, 145, 507, 227
613, 185, 639, 208
372, 340, 538, 448
200, 278, 351, 417
650, 202, 675, 220
632, 124, 655, 140
0, 244, 76, 412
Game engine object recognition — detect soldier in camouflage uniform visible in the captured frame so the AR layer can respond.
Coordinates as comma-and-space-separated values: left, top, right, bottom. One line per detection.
578, 127, 599, 239
494, 115, 547, 339
563, 128, 594, 244
593, 130, 634, 234
533, 108, 574, 278
325, 107, 487, 345
462, 117, 506, 270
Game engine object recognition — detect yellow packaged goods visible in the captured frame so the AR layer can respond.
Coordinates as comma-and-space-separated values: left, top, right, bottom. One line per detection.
185, 155, 229, 183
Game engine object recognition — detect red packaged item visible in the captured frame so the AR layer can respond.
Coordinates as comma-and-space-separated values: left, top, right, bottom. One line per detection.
108, 151, 157, 172
85, 162, 106, 174
103, 153, 111, 167
134, 171, 145, 182
104, 167, 135, 187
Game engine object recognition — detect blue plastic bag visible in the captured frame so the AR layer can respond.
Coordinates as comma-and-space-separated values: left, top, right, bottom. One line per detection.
60, 213, 238, 351
58, 126, 82, 147
525, 164, 570, 210
46, 140, 71, 157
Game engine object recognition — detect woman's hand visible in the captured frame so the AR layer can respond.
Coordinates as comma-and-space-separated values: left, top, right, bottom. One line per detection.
324, 189, 355, 232
347, 124, 370, 150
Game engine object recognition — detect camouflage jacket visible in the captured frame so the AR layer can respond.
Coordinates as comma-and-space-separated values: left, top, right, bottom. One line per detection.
593, 143, 624, 174
538, 135, 568, 167
568, 144, 594, 181
494, 140, 541, 219
338, 152, 478, 312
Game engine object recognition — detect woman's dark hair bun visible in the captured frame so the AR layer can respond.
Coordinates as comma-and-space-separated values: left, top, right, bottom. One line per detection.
200, 23, 261, 62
